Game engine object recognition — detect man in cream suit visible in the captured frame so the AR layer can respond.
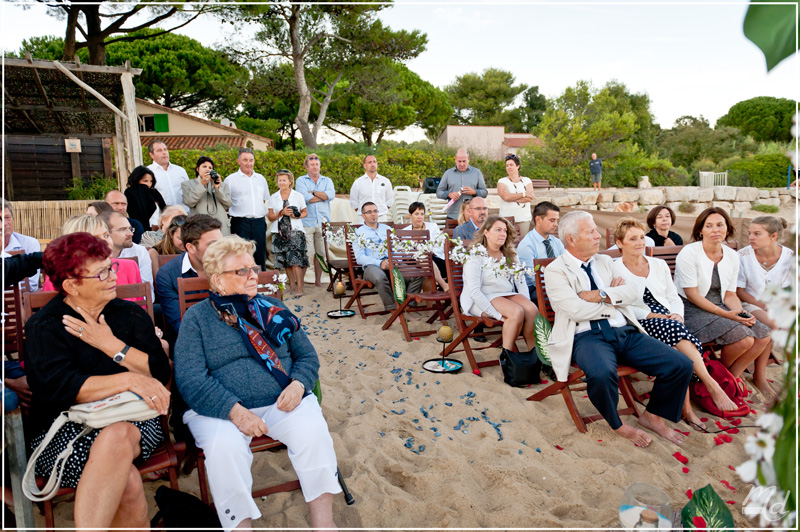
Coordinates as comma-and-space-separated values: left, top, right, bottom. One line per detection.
544, 211, 692, 447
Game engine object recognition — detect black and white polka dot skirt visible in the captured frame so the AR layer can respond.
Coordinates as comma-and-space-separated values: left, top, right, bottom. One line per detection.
640, 288, 703, 352
30, 417, 164, 489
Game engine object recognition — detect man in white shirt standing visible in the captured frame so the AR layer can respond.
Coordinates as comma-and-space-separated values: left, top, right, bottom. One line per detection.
147, 140, 189, 212
350, 155, 394, 223
225, 148, 270, 269
2, 200, 41, 291
100, 211, 155, 300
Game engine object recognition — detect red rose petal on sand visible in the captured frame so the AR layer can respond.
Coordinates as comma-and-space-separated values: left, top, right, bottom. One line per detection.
722, 434, 733, 443
555, 445, 563, 450
730, 419, 742, 426
643, 392, 651, 399
597, 440, 603, 442
713, 436, 724, 445
673, 451, 689, 464
686, 489, 693, 499
727, 428, 740, 435
728, 465, 736, 471
720, 480, 736, 492
674, 429, 690, 436
682, 467, 690, 473
541, 380, 549, 384
715, 420, 729, 430
700, 417, 708, 422
746, 400, 754, 404
726, 500, 735, 505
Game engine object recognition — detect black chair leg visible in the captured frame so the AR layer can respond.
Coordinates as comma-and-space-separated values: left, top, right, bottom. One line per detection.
337, 467, 355, 505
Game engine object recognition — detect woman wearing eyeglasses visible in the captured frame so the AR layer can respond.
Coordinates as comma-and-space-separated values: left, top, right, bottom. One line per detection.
25, 232, 172, 529
175, 235, 340, 529
181, 156, 232, 236
497, 154, 534, 237
267, 169, 309, 298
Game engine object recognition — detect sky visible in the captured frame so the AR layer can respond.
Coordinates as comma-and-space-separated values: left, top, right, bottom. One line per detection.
2, 1, 798, 143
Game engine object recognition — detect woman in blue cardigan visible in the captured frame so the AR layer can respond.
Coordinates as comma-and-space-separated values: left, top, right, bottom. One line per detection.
175, 235, 340, 530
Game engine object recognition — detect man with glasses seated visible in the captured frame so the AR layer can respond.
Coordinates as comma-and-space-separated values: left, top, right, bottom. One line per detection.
99, 211, 154, 300
155, 214, 223, 346
354, 202, 423, 312
453, 197, 488, 243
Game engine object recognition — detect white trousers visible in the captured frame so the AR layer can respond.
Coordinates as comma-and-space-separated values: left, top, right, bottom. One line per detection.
184, 395, 341, 530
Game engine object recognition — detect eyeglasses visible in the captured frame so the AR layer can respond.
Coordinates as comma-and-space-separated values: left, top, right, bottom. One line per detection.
277, 169, 290, 174
169, 218, 187, 229
221, 266, 260, 277
306, 156, 319, 161
112, 226, 133, 233
362, 209, 378, 215
74, 261, 119, 281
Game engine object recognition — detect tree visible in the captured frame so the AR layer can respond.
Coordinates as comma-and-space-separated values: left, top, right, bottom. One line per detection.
33, 1, 208, 65
657, 115, 755, 168
326, 61, 452, 146
716, 96, 795, 143
514, 86, 547, 133
222, 2, 427, 149
533, 80, 637, 167
604, 80, 659, 153
17, 32, 245, 114
444, 68, 528, 128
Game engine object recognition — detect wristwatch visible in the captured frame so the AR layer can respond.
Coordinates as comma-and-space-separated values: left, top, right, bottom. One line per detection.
113, 344, 131, 364
599, 289, 608, 302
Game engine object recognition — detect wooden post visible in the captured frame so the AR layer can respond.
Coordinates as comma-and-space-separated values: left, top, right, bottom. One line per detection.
70, 152, 81, 180
114, 114, 127, 190
3, 135, 14, 200
101, 138, 113, 178
4, 410, 36, 531
120, 72, 142, 169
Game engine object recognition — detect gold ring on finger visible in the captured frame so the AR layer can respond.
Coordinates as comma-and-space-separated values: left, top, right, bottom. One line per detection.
151, 396, 157, 401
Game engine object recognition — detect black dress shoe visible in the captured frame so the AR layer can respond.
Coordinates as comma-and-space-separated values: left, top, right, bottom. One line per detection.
473, 335, 488, 343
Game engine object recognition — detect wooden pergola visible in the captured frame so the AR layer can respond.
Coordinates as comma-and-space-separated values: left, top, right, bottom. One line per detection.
3, 54, 143, 195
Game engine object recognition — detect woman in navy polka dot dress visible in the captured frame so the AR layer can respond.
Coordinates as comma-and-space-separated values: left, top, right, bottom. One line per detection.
612, 218, 738, 430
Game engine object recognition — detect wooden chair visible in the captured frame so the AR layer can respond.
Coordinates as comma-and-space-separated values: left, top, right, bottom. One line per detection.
597, 248, 622, 259
158, 253, 181, 268
19, 286, 184, 532
525, 258, 641, 433
441, 239, 505, 375
177, 271, 283, 318
322, 222, 351, 293
382, 229, 450, 342
445, 219, 459, 230
606, 227, 615, 249
3, 283, 26, 359
649, 244, 684, 276
530, 179, 550, 189
343, 239, 390, 319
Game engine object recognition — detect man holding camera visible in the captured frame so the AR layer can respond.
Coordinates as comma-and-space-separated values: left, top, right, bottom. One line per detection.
225, 148, 270, 269
182, 156, 232, 235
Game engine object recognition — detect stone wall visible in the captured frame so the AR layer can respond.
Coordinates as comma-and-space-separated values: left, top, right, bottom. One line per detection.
483, 186, 797, 215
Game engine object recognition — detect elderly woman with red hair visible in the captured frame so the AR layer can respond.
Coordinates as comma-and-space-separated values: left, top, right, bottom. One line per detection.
24, 232, 171, 529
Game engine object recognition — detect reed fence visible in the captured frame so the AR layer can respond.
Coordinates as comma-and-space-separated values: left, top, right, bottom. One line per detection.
9, 200, 94, 240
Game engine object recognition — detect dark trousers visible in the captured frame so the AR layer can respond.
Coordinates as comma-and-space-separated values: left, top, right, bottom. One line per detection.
363, 265, 423, 311
230, 217, 267, 270
573, 325, 692, 430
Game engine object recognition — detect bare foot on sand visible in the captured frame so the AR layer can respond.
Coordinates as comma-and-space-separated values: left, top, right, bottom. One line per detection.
754, 378, 778, 405
681, 408, 707, 432
709, 385, 738, 412
638, 411, 683, 445
615, 423, 652, 447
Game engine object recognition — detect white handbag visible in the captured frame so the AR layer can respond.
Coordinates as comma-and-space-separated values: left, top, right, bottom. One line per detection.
22, 391, 159, 501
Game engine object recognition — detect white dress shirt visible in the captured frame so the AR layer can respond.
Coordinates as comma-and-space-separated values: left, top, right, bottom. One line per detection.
737, 245, 794, 298
119, 243, 154, 300
3, 232, 41, 291
224, 170, 270, 218
148, 161, 189, 211
350, 173, 394, 222
562, 251, 627, 333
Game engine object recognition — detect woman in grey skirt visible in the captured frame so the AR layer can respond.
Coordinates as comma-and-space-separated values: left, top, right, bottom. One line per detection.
674, 207, 775, 402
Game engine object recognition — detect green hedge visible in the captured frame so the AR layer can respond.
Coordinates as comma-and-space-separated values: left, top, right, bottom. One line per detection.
725, 153, 793, 188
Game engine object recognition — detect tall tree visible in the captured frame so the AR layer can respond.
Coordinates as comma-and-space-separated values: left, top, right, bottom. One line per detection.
533, 80, 637, 166
716, 96, 795, 143
657, 115, 754, 168
33, 1, 208, 65
326, 61, 452, 146
17, 32, 245, 113
223, 2, 426, 149
445, 68, 528, 127
603, 80, 659, 153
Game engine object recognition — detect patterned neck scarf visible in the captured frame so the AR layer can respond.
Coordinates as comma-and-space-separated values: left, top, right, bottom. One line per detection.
208, 292, 300, 389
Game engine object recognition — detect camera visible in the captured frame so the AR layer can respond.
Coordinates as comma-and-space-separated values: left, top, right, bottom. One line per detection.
208, 170, 220, 184
737, 311, 752, 319
290, 206, 301, 218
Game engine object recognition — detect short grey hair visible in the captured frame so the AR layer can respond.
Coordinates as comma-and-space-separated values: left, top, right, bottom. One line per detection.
1, 199, 12, 217
558, 210, 594, 243
455, 148, 469, 158
159, 205, 188, 226
203, 235, 256, 293
237, 147, 254, 158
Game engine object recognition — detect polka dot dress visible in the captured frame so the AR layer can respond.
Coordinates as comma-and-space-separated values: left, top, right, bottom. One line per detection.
640, 287, 703, 352
30, 417, 163, 489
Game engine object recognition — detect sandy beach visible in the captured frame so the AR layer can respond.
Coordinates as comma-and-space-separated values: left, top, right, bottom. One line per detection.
36, 285, 780, 529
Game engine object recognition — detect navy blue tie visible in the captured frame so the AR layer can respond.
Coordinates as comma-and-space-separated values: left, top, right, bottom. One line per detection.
543, 238, 555, 258
580, 262, 612, 339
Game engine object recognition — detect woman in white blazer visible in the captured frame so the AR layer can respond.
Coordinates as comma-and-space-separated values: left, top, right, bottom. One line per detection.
408, 201, 448, 291
460, 216, 538, 358
674, 208, 774, 402
614, 218, 737, 428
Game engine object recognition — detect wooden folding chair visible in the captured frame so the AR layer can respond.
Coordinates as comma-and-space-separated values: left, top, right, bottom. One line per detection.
19, 288, 184, 532
525, 258, 641, 433
445, 219, 458, 230
343, 238, 390, 319
441, 239, 505, 375
649, 244, 683, 276
177, 271, 283, 318
597, 248, 622, 259
382, 229, 450, 342
158, 253, 181, 268
3, 284, 26, 359
322, 222, 352, 293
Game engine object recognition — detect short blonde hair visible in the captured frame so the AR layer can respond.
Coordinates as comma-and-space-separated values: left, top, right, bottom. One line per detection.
613, 217, 646, 245
276, 169, 295, 186
160, 205, 188, 227
62, 214, 108, 235
202, 235, 256, 293
304, 153, 320, 167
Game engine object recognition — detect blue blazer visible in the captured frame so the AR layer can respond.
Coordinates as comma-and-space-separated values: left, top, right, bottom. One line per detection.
454, 220, 478, 242
155, 253, 198, 342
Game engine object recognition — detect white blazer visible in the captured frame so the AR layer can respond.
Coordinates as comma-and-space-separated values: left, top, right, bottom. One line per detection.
674, 242, 739, 298
460, 255, 529, 321
543, 252, 644, 382
615, 255, 684, 320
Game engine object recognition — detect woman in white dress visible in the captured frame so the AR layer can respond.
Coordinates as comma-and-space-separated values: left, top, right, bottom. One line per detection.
736, 216, 794, 330
267, 170, 309, 297
461, 216, 538, 357
408, 201, 447, 291
497, 154, 534, 236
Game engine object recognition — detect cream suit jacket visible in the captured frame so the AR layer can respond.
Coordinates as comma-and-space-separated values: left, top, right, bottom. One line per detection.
543, 252, 645, 382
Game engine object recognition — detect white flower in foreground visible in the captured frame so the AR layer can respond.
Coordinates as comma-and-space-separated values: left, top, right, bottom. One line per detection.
754, 412, 783, 434
736, 459, 758, 483
744, 431, 776, 463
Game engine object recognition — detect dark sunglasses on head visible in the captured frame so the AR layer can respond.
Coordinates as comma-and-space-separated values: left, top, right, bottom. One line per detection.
169, 218, 187, 228
505, 154, 519, 161
277, 169, 291, 174
306, 156, 319, 161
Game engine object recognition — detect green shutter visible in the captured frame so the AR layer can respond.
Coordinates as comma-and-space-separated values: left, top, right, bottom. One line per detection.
153, 114, 169, 133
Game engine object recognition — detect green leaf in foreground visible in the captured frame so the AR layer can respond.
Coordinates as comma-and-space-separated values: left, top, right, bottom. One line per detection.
315, 253, 330, 274
744, 1, 798, 71
533, 313, 552, 366
681, 483, 735, 529
391, 266, 406, 304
